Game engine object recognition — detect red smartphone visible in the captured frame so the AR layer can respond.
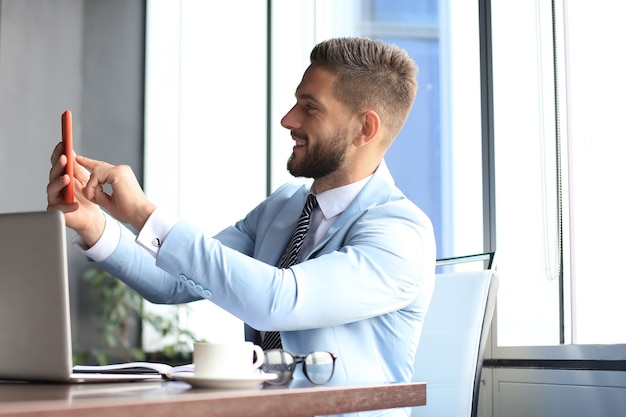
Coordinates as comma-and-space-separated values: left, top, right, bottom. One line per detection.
61, 110, 74, 204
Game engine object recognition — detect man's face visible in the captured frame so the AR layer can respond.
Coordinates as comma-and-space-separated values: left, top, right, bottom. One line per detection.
281, 66, 355, 179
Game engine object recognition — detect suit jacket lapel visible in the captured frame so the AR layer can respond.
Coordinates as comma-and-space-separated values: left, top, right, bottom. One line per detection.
309, 160, 396, 258
254, 184, 309, 264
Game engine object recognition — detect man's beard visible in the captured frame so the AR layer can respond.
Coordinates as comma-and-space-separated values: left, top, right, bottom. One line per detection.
287, 128, 350, 179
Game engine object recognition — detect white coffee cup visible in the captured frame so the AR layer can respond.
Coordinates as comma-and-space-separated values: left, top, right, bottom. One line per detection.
193, 341, 264, 377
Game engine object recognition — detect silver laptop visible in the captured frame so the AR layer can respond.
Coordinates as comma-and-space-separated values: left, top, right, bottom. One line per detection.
0, 210, 161, 383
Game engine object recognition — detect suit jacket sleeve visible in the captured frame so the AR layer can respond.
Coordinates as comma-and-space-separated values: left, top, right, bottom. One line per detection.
95, 171, 436, 332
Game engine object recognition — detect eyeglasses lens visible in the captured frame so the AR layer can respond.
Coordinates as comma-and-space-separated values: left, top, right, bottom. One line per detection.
263, 350, 295, 384
303, 351, 335, 384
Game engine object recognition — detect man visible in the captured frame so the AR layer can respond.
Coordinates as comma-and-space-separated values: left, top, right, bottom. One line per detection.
47, 37, 435, 396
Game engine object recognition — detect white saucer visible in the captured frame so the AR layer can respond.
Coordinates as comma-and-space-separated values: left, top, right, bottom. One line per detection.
171, 372, 278, 389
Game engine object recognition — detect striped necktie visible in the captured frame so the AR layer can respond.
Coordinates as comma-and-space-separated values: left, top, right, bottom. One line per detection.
262, 193, 319, 351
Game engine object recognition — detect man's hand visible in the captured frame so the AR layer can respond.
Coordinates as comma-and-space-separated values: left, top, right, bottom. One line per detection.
47, 142, 105, 246
78, 155, 156, 232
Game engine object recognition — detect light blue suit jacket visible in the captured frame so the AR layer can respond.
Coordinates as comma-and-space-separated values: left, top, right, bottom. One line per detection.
95, 161, 435, 391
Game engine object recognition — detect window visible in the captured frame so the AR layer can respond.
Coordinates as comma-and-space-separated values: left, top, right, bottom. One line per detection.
145, 0, 626, 357
272, 0, 485, 262
143, 0, 268, 347
144, 0, 488, 348
564, 0, 626, 346
491, 0, 626, 350
144, 0, 485, 349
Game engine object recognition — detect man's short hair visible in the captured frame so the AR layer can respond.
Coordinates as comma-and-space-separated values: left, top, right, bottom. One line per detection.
310, 37, 419, 145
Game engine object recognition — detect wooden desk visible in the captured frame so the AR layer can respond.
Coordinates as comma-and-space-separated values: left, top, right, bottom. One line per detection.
0, 380, 426, 417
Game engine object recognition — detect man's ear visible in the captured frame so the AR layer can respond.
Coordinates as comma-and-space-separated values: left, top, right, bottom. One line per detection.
353, 110, 381, 147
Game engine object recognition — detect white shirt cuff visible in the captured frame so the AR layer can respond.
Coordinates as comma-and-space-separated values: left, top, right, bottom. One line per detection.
135, 207, 179, 257
71, 212, 120, 262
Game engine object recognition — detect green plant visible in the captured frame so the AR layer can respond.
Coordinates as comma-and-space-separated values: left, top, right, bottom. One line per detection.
77, 268, 196, 365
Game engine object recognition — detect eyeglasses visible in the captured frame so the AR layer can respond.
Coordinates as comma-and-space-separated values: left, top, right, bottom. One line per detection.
262, 349, 338, 385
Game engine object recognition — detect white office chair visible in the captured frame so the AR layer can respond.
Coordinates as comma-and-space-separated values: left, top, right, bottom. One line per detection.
411, 267, 499, 417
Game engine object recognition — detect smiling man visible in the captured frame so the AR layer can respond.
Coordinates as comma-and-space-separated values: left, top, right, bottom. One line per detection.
47, 37, 435, 417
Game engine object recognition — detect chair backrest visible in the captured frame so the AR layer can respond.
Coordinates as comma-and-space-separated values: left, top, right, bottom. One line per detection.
411, 269, 499, 417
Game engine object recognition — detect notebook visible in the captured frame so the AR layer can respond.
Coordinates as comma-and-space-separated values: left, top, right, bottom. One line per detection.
0, 210, 162, 383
